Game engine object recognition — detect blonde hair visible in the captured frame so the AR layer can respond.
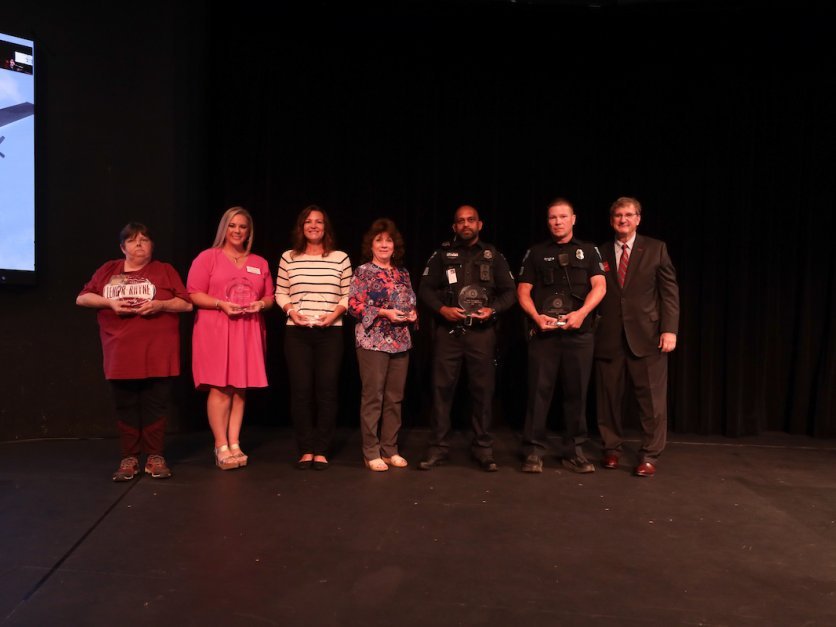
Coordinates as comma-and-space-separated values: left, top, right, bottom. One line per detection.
212, 206, 254, 254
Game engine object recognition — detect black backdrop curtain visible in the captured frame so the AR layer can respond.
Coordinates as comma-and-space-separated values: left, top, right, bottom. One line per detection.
204, 2, 835, 437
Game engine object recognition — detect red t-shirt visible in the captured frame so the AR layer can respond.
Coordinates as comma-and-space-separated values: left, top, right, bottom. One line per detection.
79, 259, 189, 380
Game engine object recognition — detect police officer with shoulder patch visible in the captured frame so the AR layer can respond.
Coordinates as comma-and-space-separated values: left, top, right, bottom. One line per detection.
417, 205, 516, 472
518, 198, 606, 474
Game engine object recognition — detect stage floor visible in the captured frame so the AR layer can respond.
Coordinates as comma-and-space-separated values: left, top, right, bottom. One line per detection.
2, 427, 835, 626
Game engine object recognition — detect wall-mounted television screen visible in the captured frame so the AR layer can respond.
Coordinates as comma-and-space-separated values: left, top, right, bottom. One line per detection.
0, 30, 35, 285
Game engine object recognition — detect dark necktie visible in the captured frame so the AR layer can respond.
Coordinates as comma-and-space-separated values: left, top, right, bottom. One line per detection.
617, 243, 629, 287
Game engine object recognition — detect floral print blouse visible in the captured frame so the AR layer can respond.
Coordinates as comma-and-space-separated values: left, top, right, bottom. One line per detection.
348, 262, 416, 353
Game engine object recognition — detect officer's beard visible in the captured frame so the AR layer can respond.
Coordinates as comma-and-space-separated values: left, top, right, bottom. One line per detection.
456, 229, 478, 244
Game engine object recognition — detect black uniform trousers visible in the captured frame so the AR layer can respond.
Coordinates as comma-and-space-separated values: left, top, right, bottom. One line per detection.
522, 329, 594, 457
594, 333, 668, 463
427, 323, 496, 460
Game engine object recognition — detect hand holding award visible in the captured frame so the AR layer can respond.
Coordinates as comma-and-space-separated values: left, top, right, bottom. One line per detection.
300, 293, 329, 327
538, 291, 571, 331
458, 284, 489, 325
224, 276, 257, 316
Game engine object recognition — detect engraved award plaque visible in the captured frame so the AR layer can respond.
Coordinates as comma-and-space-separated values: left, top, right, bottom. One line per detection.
225, 276, 257, 308
458, 284, 488, 316
540, 291, 572, 326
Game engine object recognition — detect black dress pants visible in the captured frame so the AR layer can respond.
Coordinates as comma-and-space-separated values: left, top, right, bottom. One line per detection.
284, 326, 343, 455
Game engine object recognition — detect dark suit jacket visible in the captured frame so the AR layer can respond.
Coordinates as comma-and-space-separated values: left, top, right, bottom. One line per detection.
594, 234, 680, 359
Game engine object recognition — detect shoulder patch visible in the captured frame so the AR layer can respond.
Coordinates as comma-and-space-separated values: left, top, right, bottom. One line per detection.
519, 249, 532, 276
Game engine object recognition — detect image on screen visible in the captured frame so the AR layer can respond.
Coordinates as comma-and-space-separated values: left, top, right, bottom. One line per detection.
0, 31, 35, 285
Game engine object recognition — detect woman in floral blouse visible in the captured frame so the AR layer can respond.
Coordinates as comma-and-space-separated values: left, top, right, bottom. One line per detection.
348, 219, 418, 471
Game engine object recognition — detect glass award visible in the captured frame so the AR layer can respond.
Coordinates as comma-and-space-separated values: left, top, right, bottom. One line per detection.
393, 285, 417, 321
300, 292, 329, 325
225, 276, 257, 307
458, 284, 489, 315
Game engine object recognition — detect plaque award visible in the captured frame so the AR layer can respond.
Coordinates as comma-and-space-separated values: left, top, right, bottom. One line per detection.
104, 275, 156, 308
540, 291, 572, 326
458, 284, 489, 316
225, 276, 257, 308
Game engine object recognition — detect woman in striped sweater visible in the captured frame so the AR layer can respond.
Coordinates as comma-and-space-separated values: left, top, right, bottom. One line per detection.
275, 205, 353, 469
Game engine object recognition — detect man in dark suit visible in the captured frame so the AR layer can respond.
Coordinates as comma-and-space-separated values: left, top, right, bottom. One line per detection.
594, 197, 679, 477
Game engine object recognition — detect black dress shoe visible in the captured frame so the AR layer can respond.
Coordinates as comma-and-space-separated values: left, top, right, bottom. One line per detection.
417, 454, 447, 470
562, 456, 595, 474
521, 454, 543, 473
478, 458, 498, 472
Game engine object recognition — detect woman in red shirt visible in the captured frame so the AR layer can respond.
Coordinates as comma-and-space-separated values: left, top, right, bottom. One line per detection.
77, 223, 192, 481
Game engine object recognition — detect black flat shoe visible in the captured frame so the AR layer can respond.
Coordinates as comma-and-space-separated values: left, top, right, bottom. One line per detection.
296, 459, 313, 470
478, 458, 498, 472
313, 460, 329, 470
417, 454, 448, 470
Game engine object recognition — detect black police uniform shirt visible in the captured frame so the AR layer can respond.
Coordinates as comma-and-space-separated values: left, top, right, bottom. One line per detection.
518, 237, 604, 333
419, 239, 516, 323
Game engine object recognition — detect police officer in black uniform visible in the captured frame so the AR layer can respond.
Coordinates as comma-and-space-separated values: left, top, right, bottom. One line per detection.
517, 198, 606, 474
418, 205, 516, 472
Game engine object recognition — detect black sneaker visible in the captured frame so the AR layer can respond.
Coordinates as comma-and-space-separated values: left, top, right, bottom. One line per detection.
562, 456, 595, 474
521, 454, 543, 473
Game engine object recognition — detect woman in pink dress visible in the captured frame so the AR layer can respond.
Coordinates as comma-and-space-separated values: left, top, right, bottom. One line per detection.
187, 207, 274, 470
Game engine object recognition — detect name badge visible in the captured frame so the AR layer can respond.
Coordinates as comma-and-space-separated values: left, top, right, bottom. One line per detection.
246, 266, 261, 275
446, 268, 457, 284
